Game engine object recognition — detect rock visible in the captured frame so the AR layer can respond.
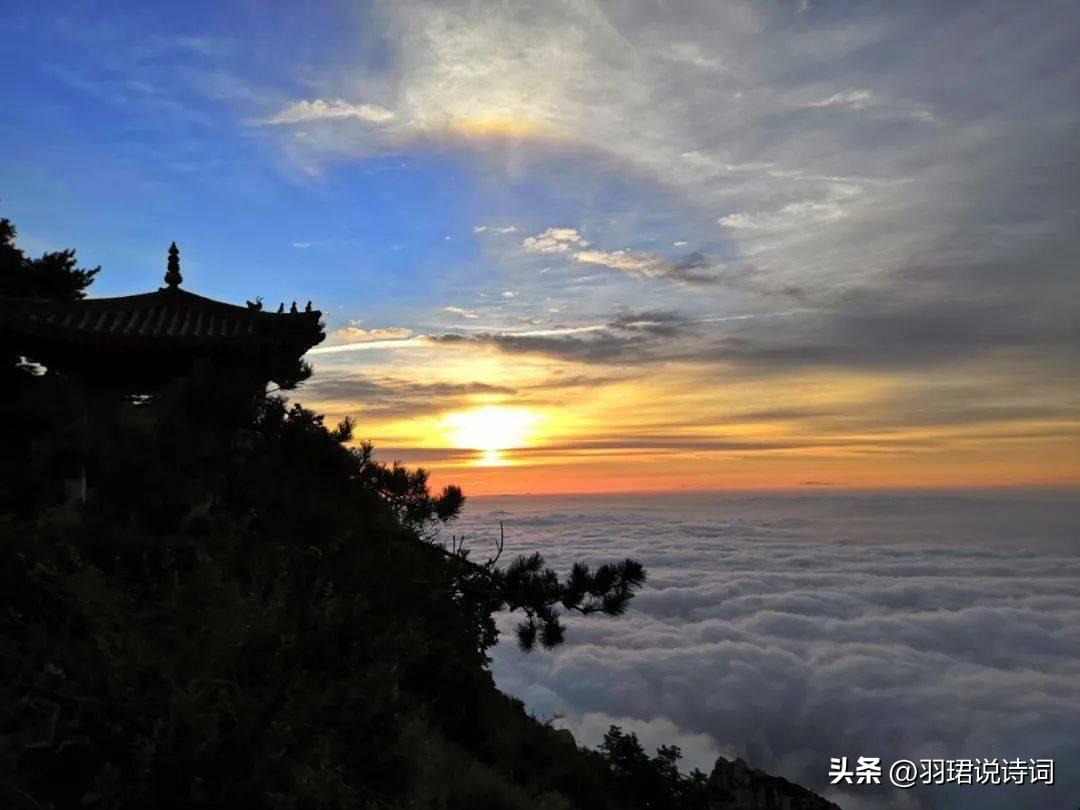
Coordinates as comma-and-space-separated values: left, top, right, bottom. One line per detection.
707, 755, 842, 810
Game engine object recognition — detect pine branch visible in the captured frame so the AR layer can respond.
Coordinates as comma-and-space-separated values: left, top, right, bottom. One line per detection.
432, 529, 646, 651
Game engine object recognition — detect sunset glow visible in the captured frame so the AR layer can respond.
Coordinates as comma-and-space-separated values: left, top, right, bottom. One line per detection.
442, 406, 540, 466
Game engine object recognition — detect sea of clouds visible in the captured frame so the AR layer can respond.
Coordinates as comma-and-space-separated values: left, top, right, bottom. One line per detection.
451, 490, 1080, 810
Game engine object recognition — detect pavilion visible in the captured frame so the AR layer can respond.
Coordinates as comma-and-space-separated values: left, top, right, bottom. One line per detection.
0, 243, 324, 392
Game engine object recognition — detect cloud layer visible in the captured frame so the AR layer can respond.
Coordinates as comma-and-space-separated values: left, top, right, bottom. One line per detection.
452, 490, 1080, 809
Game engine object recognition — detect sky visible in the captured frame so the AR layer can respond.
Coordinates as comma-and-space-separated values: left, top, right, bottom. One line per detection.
2, 0, 1078, 494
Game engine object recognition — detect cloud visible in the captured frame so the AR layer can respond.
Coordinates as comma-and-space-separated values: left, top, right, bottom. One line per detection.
475, 225, 518, 234
420, 251, 1079, 379
263, 98, 395, 125
301, 369, 634, 419
521, 229, 732, 285
303, 372, 516, 419
444, 305, 479, 319
327, 321, 414, 344
456, 491, 1080, 809
423, 307, 826, 366
290, 241, 312, 248
523, 227, 589, 254
658, 42, 728, 72
425, 309, 721, 365
573, 248, 721, 284
501, 290, 518, 299
427, 329, 647, 365
506, 433, 936, 458
717, 199, 848, 231
802, 89, 875, 109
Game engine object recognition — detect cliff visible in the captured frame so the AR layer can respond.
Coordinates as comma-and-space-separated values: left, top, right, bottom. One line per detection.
708, 757, 841, 809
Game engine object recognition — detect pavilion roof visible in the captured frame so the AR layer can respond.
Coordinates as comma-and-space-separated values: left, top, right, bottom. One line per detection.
0, 243, 325, 386
0, 287, 323, 350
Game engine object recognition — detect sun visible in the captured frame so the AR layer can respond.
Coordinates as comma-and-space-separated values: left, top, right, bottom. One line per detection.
442, 406, 539, 465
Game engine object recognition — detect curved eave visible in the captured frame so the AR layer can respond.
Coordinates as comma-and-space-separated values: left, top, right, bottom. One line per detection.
0, 289, 325, 354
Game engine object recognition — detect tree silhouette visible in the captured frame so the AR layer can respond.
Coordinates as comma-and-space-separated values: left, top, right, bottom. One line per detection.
440, 533, 646, 651
0, 218, 99, 301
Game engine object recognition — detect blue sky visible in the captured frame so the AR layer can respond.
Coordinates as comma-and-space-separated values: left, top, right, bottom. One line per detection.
2, 0, 1078, 492
0, 1, 745, 324
1, 1, 460, 313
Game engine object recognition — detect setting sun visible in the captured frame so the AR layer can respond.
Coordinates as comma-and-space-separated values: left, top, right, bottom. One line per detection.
442, 406, 540, 465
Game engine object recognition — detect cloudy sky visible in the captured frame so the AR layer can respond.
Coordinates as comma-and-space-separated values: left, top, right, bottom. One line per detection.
3, 0, 1078, 493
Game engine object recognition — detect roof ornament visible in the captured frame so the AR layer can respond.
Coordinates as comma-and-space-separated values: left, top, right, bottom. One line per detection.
290, 301, 298, 314
164, 242, 183, 288
304, 300, 312, 312
277, 302, 284, 313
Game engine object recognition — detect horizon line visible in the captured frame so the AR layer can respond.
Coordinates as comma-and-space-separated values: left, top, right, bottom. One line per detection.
461, 482, 1080, 500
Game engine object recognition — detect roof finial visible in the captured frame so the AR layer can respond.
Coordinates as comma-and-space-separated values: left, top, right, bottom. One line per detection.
164, 242, 183, 288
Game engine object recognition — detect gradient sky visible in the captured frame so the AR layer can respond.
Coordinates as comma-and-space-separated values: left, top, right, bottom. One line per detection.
2, 0, 1078, 494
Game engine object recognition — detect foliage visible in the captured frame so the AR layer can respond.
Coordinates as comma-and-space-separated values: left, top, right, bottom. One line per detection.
439, 538, 646, 652
598, 727, 712, 810
0, 218, 99, 301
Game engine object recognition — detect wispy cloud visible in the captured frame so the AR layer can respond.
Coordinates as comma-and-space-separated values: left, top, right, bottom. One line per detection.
718, 199, 849, 231
263, 98, 395, 125
573, 248, 719, 285
521, 229, 732, 285
658, 41, 728, 72
327, 321, 414, 344
304, 372, 515, 418
801, 88, 874, 109
444, 305, 479, 319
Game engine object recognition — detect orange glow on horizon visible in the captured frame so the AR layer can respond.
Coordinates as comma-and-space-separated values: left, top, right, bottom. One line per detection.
304, 345, 1080, 498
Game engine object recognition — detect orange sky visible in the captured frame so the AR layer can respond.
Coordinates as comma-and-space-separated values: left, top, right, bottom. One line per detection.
300, 340, 1080, 497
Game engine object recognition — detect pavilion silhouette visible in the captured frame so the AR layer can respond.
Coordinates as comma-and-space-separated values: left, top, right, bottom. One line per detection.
0, 243, 324, 393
